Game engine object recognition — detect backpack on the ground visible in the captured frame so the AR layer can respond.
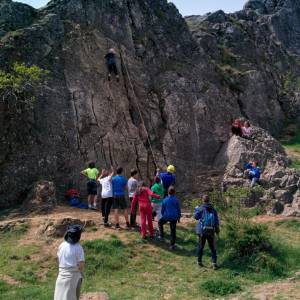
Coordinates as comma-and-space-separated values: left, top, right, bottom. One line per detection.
202, 209, 216, 236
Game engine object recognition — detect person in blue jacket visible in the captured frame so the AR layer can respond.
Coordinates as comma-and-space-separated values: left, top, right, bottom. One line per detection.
244, 161, 261, 187
194, 195, 220, 269
158, 186, 181, 250
159, 165, 176, 197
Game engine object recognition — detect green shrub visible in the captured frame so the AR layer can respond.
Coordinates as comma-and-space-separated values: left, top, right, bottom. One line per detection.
0, 280, 10, 293
224, 221, 271, 258
201, 278, 241, 296
0, 62, 49, 113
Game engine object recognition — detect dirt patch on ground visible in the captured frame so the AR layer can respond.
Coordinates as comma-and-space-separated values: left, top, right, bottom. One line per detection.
231, 275, 300, 300
252, 215, 299, 224
0, 274, 21, 286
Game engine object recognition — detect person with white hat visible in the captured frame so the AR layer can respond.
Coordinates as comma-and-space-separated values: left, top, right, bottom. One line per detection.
54, 225, 85, 300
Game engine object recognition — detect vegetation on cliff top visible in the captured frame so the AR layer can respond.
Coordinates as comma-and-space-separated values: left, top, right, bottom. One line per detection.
0, 62, 49, 113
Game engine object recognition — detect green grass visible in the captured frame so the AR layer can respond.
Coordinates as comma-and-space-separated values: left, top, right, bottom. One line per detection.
0, 219, 300, 299
275, 219, 300, 230
282, 125, 300, 169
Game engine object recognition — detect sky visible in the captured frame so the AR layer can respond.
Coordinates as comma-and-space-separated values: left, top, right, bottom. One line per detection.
19, 0, 247, 15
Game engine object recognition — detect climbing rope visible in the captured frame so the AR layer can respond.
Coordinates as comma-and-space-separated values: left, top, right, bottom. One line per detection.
119, 47, 158, 169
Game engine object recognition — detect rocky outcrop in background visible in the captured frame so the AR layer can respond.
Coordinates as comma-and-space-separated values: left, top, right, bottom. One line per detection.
0, 0, 300, 213
218, 129, 300, 215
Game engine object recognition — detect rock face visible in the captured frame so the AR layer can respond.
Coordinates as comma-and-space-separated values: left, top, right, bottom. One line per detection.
0, 0, 36, 37
21, 180, 57, 212
0, 0, 300, 211
218, 129, 300, 214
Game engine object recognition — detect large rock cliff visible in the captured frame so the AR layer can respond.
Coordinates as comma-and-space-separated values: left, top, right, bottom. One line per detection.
0, 0, 300, 208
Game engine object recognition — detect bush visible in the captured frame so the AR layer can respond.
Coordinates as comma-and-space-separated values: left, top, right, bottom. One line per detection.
224, 221, 271, 258
0, 62, 49, 113
201, 278, 241, 296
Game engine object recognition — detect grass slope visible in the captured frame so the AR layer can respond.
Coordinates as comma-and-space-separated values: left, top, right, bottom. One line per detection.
0, 218, 300, 300
282, 124, 300, 169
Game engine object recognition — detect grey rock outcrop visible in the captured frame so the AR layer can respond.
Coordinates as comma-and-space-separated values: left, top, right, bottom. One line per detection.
0, 0, 37, 37
21, 180, 57, 212
0, 0, 300, 212
219, 129, 300, 214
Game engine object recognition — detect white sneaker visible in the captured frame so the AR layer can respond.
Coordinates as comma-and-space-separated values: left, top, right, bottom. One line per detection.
88, 204, 92, 209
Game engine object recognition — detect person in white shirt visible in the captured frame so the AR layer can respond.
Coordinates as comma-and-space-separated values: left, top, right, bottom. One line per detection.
98, 167, 114, 227
242, 121, 254, 140
54, 225, 85, 300
127, 169, 139, 227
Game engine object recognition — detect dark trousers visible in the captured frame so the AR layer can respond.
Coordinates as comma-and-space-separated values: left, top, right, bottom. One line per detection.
108, 63, 118, 75
159, 219, 177, 246
101, 197, 113, 223
130, 197, 138, 226
197, 234, 217, 264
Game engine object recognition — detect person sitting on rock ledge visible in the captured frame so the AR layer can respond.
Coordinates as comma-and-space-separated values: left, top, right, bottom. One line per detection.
231, 119, 243, 137
242, 121, 254, 141
104, 48, 120, 82
244, 161, 261, 187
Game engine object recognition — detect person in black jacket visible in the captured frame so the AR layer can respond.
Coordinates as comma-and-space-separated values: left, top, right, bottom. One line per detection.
194, 195, 220, 270
104, 48, 119, 81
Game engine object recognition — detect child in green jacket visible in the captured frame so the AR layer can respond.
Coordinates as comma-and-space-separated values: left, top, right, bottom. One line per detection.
151, 176, 165, 221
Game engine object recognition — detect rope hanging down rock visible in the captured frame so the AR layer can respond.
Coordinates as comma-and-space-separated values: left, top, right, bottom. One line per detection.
119, 46, 158, 169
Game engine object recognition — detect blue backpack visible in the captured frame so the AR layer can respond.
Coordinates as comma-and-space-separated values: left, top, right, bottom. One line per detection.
202, 209, 216, 235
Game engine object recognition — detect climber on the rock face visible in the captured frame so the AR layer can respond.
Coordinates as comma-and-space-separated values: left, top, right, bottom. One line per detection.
244, 161, 261, 187
104, 48, 119, 82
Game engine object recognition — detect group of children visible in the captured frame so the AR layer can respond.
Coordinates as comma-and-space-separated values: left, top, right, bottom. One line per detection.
54, 193, 221, 300
81, 163, 180, 246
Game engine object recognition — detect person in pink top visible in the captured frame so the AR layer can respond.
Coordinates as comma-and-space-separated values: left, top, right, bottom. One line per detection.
131, 183, 160, 239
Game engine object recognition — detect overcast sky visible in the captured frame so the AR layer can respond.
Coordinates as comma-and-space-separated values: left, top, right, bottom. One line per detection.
19, 0, 247, 15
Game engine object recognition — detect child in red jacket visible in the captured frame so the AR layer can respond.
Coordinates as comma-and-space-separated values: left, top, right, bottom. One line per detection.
131, 184, 160, 239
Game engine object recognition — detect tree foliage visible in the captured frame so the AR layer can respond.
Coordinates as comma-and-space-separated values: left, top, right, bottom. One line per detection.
0, 63, 49, 113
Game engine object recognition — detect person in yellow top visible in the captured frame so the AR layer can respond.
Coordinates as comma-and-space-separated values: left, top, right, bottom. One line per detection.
81, 161, 99, 209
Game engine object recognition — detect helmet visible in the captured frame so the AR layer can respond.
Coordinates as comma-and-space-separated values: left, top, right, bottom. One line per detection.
167, 165, 175, 173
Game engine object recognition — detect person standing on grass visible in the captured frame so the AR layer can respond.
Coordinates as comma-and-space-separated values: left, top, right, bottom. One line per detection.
98, 167, 114, 227
54, 225, 85, 300
194, 195, 220, 270
158, 186, 181, 250
112, 167, 130, 230
159, 165, 176, 197
81, 161, 99, 209
128, 169, 139, 228
131, 182, 160, 239
151, 176, 165, 221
